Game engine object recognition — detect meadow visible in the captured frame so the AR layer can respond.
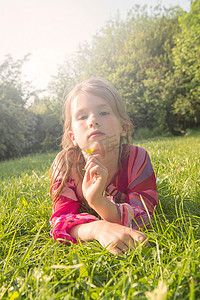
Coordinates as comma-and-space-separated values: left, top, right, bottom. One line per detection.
0, 130, 199, 299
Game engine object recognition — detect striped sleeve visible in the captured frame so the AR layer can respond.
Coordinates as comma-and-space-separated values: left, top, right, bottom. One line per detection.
50, 180, 99, 244
118, 146, 158, 229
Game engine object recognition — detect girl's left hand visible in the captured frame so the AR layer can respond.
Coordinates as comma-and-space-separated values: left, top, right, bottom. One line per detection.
82, 155, 108, 207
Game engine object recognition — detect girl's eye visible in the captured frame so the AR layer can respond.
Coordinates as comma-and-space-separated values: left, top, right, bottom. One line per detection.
77, 115, 87, 120
100, 111, 110, 116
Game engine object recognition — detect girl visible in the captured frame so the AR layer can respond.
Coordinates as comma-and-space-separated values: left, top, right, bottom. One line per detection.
50, 77, 158, 255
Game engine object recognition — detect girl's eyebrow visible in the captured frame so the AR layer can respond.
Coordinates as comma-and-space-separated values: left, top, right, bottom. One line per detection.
74, 108, 86, 115
75, 104, 110, 115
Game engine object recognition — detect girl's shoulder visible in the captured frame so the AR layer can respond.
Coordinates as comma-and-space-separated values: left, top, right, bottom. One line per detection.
119, 144, 150, 186
121, 144, 148, 161
130, 144, 148, 156
121, 144, 149, 176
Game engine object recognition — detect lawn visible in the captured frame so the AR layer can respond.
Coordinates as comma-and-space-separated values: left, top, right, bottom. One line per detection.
0, 130, 199, 299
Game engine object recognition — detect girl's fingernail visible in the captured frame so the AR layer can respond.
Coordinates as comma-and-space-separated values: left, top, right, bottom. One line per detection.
139, 236, 145, 242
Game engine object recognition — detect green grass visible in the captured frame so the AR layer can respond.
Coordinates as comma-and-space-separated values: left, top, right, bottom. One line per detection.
0, 130, 200, 299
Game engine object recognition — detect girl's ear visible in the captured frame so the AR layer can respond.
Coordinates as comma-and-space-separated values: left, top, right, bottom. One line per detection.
121, 124, 128, 137
69, 131, 78, 146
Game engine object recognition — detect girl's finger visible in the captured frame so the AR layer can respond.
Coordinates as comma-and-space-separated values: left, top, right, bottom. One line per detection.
84, 164, 104, 183
86, 162, 100, 175
85, 155, 105, 169
124, 230, 149, 249
122, 236, 135, 250
84, 162, 99, 181
107, 242, 124, 255
84, 165, 91, 182
130, 229, 147, 243
109, 247, 124, 256
108, 240, 131, 255
85, 161, 107, 178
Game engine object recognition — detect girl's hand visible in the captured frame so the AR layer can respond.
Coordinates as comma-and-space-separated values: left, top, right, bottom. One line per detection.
93, 220, 148, 255
82, 155, 108, 207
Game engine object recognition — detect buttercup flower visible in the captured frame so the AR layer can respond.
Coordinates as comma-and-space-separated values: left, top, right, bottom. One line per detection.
85, 148, 94, 155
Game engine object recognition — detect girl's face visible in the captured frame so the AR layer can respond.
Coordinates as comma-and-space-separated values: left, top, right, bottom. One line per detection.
68, 92, 126, 155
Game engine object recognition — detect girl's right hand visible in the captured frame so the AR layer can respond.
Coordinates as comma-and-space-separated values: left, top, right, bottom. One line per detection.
92, 220, 148, 255
82, 154, 108, 207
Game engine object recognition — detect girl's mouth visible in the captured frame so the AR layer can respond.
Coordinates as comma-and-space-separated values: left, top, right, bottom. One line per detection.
89, 130, 105, 139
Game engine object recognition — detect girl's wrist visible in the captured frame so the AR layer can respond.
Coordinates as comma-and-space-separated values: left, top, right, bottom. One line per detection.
70, 221, 103, 241
88, 194, 107, 211
90, 220, 103, 240
89, 195, 121, 224
86, 192, 104, 209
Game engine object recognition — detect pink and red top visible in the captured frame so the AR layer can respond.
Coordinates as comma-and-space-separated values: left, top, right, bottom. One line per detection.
50, 145, 158, 244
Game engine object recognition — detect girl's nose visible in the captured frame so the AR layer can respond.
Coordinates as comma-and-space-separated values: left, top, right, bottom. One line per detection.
89, 119, 100, 128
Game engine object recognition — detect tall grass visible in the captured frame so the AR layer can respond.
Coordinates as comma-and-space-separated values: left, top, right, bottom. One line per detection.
0, 131, 199, 299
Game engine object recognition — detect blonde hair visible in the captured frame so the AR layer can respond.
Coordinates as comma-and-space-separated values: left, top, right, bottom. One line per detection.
50, 77, 133, 202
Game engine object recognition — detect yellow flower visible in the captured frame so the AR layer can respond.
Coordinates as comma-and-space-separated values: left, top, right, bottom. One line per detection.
85, 148, 94, 155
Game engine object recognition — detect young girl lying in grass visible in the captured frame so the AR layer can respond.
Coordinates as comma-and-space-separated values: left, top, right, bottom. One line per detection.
50, 77, 158, 255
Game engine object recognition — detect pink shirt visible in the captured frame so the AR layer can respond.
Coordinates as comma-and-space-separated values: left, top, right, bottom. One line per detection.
50, 145, 158, 244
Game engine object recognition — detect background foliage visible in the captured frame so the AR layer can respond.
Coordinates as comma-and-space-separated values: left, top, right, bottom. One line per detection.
0, 1, 200, 160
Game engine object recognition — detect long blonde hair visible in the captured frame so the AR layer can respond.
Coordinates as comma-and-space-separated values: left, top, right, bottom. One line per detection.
50, 77, 133, 202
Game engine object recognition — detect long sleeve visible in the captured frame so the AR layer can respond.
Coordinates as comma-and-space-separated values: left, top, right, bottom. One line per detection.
110, 146, 158, 229
50, 179, 99, 244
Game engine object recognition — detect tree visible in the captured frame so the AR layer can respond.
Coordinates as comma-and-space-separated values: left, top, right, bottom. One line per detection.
173, 0, 200, 129
0, 55, 38, 160
28, 97, 62, 152
109, 6, 182, 134
49, 4, 198, 137
0, 84, 25, 159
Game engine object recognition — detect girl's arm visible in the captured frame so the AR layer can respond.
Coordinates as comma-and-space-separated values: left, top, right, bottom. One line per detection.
50, 180, 99, 244
82, 146, 157, 230
51, 187, 147, 254
69, 220, 147, 255
88, 194, 121, 223
82, 155, 121, 223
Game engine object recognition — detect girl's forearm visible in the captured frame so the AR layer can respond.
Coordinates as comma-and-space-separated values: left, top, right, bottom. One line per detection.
69, 220, 148, 255
69, 220, 102, 241
90, 196, 121, 224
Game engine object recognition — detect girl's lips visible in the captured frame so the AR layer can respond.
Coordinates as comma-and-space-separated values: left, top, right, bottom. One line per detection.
89, 133, 105, 140
89, 131, 105, 139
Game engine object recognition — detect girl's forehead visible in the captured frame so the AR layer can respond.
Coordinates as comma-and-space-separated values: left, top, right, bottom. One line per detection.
71, 92, 110, 111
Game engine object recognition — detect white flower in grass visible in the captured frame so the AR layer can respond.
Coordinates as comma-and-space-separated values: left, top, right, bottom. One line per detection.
146, 281, 167, 300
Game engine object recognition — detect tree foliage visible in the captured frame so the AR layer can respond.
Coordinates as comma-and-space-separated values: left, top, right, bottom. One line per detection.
172, 0, 200, 128
0, 56, 27, 160
0, 56, 62, 160
50, 5, 191, 135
